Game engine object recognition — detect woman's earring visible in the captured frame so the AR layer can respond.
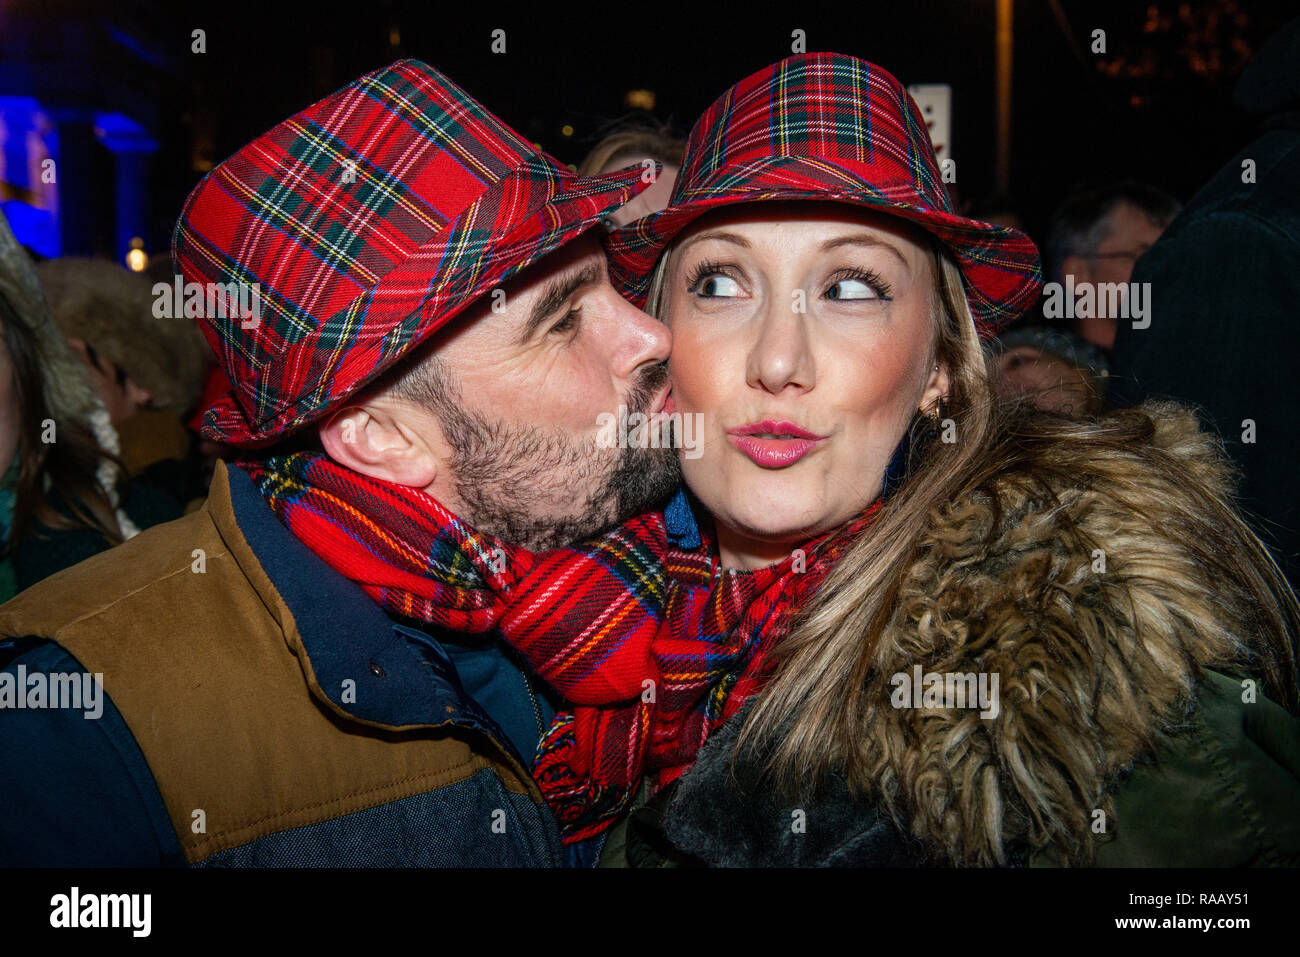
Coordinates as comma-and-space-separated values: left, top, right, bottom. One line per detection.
925, 396, 947, 439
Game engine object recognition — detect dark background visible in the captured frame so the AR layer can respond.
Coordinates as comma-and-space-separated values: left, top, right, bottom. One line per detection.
1, 0, 1292, 259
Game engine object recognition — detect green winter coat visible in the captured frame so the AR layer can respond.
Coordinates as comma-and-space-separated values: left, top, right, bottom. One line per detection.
601, 668, 1300, 867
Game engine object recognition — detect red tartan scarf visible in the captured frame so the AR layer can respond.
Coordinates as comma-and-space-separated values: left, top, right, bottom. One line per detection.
242, 451, 880, 842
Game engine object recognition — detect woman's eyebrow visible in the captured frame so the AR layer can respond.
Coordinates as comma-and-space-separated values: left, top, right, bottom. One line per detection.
820, 234, 910, 268
680, 231, 751, 251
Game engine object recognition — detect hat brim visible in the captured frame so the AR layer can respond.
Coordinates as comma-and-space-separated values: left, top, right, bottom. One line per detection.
606, 156, 1041, 338
202, 161, 647, 446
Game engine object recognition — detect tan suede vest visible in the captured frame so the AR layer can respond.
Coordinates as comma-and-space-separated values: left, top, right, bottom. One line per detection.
0, 463, 539, 863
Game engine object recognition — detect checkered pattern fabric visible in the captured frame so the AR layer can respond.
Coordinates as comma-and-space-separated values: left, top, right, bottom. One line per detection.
607, 53, 1042, 337
523, 499, 880, 842
174, 59, 646, 445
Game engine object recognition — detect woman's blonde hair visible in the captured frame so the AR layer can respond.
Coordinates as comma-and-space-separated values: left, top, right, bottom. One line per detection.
646, 213, 1300, 853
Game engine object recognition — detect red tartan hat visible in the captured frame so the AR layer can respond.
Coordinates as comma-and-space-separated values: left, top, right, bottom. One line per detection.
607, 53, 1042, 337
175, 59, 648, 446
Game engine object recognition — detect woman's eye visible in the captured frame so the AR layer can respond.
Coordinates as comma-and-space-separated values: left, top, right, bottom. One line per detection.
826, 278, 879, 301
691, 274, 742, 298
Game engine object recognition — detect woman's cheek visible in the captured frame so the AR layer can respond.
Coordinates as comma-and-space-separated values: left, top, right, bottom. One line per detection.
666, 319, 717, 415
669, 323, 736, 502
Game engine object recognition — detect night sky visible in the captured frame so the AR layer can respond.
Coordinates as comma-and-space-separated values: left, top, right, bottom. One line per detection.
11, 0, 1296, 256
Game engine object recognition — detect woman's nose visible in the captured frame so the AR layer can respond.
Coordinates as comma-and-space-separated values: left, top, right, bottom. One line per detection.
745, 291, 815, 395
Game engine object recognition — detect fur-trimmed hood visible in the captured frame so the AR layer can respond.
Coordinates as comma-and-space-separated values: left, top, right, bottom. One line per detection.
649, 401, 1294, 867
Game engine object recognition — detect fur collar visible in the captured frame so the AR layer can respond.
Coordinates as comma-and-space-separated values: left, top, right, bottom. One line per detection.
659, 401, 1259, 866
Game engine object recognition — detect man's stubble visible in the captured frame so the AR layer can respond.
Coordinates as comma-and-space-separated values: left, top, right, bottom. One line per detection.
420, 361, 681, 550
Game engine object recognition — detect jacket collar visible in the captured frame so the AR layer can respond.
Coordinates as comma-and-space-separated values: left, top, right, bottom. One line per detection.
208, 461, 521, 758
643, 695, 933, 867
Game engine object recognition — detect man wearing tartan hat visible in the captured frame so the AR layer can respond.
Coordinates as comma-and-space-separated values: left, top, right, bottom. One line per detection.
0, 60, 677, 866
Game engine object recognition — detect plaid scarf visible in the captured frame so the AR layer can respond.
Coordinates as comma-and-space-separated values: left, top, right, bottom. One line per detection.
243, 451, 880, 841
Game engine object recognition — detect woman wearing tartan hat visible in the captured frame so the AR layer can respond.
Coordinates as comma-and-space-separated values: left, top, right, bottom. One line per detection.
240, 54, 1300, 866
594, 52, 1300, 867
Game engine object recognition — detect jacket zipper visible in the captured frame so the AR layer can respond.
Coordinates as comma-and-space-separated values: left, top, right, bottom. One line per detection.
521, 669, 544, 751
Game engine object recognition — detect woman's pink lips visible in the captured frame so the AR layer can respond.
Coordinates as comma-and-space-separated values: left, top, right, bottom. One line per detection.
727, 420, 827, 468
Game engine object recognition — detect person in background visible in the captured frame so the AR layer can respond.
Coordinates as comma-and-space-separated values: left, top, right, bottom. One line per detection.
38, 257, 212, 508
0, 214, 182, 602
965, 192, 1027, 232
578, 123, 686, 226
1044, 181, 1180, 353
993, 324, 1109, 416
1110, 17, 1300, 593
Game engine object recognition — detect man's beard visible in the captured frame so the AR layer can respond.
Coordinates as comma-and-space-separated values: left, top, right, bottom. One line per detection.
429, 363, 681, 550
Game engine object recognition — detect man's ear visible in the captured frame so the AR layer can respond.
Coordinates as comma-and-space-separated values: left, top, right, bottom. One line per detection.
318, 401, 439, 489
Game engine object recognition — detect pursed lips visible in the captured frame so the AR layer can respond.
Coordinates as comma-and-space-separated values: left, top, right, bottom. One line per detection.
726, 419, 827, 468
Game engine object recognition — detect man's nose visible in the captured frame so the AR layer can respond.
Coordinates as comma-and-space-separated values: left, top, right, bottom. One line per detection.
608, 289, 671, 375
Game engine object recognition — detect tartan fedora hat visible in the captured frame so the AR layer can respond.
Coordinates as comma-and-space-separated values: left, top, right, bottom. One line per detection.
607, 53, 1042, 337
175, 59, 649, 446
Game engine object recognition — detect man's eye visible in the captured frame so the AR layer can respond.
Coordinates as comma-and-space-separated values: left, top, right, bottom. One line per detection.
690, 275, 742, 298
826, 278, 879, 301
550, 308, 581, 335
